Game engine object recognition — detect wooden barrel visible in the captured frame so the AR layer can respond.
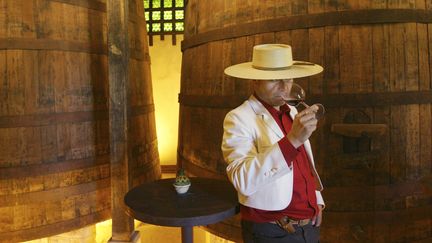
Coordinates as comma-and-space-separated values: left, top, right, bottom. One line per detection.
179, 1, 432, 242
0, 0, 160, 242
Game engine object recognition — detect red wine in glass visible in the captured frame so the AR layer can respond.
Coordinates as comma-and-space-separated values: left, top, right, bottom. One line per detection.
282, 83, 325, 119
285, 99, 305, 107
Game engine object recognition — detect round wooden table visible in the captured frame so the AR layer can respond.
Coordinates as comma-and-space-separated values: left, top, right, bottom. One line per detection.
124, 177, 239, 243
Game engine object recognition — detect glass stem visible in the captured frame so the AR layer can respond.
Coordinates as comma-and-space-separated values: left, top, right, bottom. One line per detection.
298, 101, 310, 109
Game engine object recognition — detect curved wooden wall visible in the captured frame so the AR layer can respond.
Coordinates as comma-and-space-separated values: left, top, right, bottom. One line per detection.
0, 0, 160, 241
179, 1, 432, 242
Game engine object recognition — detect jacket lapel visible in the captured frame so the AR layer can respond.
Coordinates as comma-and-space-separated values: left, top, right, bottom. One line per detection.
247, 95, 284, 139
288, 105, 297, 120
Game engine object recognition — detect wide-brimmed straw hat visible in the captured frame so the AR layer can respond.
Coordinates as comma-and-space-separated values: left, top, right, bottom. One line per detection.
224, 44, 323, 80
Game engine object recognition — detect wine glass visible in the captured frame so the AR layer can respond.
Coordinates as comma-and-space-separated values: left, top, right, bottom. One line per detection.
281, 83, 325, 119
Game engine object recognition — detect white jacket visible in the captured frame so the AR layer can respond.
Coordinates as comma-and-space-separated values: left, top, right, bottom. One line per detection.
222, 95, 324, 210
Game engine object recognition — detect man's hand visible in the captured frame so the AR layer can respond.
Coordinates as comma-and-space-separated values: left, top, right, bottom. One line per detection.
312, 204, 323, 227
286, 105, 319, 148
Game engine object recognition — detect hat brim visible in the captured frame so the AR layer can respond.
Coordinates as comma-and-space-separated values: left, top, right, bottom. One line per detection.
224, 61, 323, 80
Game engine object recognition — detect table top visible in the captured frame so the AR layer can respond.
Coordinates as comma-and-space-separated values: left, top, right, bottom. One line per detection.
124, 177, 239, 227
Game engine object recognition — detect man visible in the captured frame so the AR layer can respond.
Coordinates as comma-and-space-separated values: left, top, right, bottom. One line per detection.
221, 44, 325, 243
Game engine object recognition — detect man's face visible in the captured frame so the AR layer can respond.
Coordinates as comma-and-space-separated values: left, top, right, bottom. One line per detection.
253, 79, 293, 107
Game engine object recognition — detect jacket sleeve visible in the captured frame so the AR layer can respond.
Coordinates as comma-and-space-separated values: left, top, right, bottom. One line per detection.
316, 190, 325, 206
222, 111, 291, 196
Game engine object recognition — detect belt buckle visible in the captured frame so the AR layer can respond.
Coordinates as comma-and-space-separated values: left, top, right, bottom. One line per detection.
298, 219, 310, 226
276, 216, 296, 234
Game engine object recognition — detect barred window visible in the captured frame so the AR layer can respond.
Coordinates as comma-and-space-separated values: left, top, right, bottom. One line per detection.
144, 0, 185, 45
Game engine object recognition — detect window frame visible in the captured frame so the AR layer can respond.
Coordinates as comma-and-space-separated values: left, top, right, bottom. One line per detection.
144, 0, 185, 45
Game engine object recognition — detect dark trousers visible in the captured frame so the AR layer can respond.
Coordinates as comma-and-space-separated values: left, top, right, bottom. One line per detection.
241, 220, 320, 243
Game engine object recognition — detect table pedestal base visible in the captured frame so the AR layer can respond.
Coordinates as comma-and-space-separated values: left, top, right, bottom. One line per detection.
181, 226, 193, 243
108, 231, 140, 243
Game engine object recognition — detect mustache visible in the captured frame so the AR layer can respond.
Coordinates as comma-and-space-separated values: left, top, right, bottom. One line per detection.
276, 93, 289, 99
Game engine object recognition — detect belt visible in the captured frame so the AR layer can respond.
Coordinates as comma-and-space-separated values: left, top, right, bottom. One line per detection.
272, 216, 312, 233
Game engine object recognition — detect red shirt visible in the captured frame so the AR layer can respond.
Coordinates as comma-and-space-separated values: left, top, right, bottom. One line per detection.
240, 95, 319, 222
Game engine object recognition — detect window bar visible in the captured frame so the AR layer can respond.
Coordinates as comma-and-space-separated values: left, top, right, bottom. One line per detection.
171, 0, 176, 45
160, 0, 165, 41
148, 0, 153, 46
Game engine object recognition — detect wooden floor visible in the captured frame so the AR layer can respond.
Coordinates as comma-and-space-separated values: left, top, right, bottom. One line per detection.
21, 219, 233, 243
